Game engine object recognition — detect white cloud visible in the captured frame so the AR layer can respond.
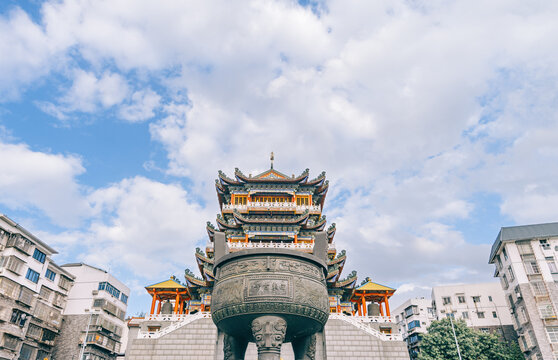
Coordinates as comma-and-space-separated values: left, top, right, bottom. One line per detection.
0, 141, 90, 227
82, 176, 210, 279
118, 89, 161, 122
37, 70, 130, 120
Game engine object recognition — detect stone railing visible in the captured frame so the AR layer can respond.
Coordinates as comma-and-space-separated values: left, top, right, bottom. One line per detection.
329, 314, 403, 341
227, 241, 336, 251
222, 203, 321, 213
137, 312, 211, 339
136, 312, 400, 341
354, 316, 395, 323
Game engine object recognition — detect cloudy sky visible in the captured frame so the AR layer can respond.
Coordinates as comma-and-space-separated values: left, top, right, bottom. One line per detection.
1, 0, 558, 315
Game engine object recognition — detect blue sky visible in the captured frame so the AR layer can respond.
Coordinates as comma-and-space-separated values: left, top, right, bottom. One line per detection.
1, 0, 558, 316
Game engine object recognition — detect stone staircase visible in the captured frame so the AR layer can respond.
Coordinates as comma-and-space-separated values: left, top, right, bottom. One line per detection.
325, 318, 409, 360
126, 316, 409, 360
127, 317, 217, 360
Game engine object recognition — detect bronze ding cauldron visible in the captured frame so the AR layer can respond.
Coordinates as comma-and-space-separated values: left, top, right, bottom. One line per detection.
211, 248, 329, 360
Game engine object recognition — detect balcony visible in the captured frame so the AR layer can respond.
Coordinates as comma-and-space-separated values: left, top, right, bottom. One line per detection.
222, 202, 321, 214
5, 235, 32, 255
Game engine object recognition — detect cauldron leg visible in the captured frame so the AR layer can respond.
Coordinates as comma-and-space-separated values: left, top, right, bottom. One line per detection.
251, 315, 287, 360
223, 333, 248, 360
292, 333, 317, 360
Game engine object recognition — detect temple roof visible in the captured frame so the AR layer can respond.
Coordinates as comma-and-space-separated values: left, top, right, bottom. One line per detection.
355, 280, 395, 293
235, 167, 310, 184
146, 278, 186, 290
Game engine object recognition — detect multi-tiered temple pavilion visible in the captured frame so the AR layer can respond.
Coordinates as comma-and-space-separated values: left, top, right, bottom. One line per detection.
126, 164, 409, 360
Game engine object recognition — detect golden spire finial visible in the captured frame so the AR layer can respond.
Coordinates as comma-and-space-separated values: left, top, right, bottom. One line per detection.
270, 152, 274, 169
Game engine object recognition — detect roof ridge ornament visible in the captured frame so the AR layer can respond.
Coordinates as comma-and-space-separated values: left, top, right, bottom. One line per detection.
270, 151, 274, 169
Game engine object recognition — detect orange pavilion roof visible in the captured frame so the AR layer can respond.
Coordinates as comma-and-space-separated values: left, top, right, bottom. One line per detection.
355, 280, 395, 294
146, 278, 186, 290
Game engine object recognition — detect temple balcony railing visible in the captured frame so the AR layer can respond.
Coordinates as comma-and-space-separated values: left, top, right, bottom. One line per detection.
136, 313, 401, 341
329, 314, 403, 341
143, 313, 192, 321
227, 241, 336, 251
137, 312, 212, 339
222, 203, 321, 214
351, 315, 395, 323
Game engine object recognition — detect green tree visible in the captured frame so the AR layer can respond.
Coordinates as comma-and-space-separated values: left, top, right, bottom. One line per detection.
417, 318, 524, 360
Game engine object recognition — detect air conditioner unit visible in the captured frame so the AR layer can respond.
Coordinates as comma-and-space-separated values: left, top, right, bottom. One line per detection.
92, 290, 98, 295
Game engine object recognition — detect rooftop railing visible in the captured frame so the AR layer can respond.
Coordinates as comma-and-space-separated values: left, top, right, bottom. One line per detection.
227, 241, 336, 251
222, 202, 321, 213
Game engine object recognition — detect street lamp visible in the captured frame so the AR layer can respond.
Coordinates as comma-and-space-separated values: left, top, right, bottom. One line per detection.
446, 307, 462, 360
79, 309, 100, 360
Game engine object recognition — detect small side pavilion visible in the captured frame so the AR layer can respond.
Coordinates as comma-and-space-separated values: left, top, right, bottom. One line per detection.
351, 279, 395, 317
146, 277, 190, 315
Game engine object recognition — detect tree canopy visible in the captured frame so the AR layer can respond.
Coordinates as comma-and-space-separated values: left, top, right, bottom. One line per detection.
417, 318, 524, 360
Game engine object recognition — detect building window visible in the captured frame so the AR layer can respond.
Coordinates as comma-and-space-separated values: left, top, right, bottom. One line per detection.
58, 275, 71, 290
532, 281, 548, 296
502, 247, 508, 260
408, 320, 421, 330
477, 312, 485, 319
442, 297, 451, 305
462, 311, 469, 319
32, 249, 46, 263
36, 350, 48, 360
480, 328, 490, 333
40, 286, 53, 301
488, 296, 493, 302
524, 259, 541, 275
519, 307, 529, 324
1, 255, 24, 274
25, 268, 40, 283
547, 258, 558, 273
6, 235, 32, 254
405, 305, 418, 317
517, 241, 533, 255
409, 333, 420, 344
45, 268, 56, 281
2, 334, 18, 350
19, 343, 34, 360
457, 295, 466, 304
0, 276, 20, 299
10, 309, 28, 326
508, 266, 515, 282
502, 274, 509, 288
472, 296, 481, 303
26, 324, 42, 339
98, 281, 120, 298
539, 304, 555, 319
42, 328, 56, 343
121, 293, 128, 304
492, 311, 498, 318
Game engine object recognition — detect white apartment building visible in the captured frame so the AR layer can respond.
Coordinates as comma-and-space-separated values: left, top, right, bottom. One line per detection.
393, 297, 436, 359
431, 282, 516, 341
0, 214, 75, 360
53, 263, 129, 360
489, 222, 558, 360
